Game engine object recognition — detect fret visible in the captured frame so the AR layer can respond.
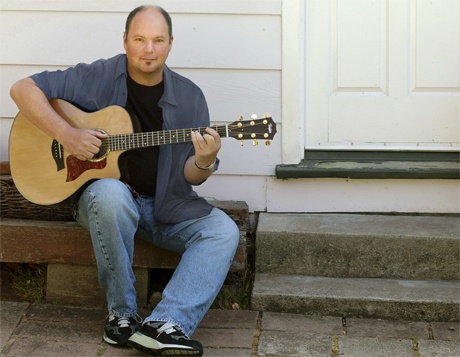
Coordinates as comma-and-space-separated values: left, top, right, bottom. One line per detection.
109, 124, 232, 152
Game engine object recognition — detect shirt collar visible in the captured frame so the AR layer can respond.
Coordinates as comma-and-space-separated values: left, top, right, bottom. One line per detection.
160, 65, 178, 107
119, 54, 178, 107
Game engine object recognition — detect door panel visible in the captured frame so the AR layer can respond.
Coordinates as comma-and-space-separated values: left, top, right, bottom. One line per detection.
305, 0, 460, 150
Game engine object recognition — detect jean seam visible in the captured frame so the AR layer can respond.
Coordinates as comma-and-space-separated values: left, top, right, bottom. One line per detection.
92, 196, 115, 274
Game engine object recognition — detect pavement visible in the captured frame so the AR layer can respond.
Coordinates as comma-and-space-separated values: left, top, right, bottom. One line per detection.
1, 300, 459, 357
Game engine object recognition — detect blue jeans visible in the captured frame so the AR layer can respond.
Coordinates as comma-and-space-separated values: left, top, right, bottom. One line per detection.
75, 178, 239, 337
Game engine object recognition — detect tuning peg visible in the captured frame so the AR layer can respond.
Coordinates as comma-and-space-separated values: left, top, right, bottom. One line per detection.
251, 114, 258, 120
238, 115, 243, 121
240, 140, 244, 146
253, 139, 259, 146
265, 140, 271, 146
264, 113, 270, 118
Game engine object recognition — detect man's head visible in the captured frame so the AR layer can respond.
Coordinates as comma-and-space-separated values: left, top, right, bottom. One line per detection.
123, 5, 173, 85
125, 5, 172, 39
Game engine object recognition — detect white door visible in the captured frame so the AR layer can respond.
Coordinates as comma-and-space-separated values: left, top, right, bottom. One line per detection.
305, 0, 459, 151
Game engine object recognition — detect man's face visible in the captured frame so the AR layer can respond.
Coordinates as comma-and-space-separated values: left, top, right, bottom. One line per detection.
123, 9, 173, 85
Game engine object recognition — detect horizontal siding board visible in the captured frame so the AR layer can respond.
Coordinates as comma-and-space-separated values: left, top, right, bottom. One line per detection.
1, 65, 281, 119
1, 66, 282, 172
194, 175, 269, 212
1, 12, 281, 69
0, 119, 13, 162
0, 0, 281, 15
1, 65, 65, 117
266, 178, 460, 214
170, 14, 281, 69
0, 11, 129, 66
215, 133, 281, 176
175, 68, 281, 125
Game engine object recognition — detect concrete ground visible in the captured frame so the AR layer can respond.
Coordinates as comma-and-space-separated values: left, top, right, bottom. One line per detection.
1, 300, 459, 357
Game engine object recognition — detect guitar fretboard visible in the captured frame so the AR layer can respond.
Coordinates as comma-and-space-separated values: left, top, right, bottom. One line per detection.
109, 125, 229, 151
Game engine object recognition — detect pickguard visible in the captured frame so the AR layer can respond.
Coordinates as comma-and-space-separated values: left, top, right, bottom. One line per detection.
66, 155, 107, 182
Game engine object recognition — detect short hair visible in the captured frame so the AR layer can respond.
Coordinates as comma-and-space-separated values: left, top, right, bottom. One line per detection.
125, 5, 172, 38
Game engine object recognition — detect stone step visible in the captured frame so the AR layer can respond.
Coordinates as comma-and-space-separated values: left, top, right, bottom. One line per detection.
251, 273, 460, 321
255, 213, 459, 280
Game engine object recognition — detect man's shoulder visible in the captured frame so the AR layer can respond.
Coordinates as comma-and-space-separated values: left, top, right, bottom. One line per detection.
165, 66, 201, 90
82, 54, 126, 74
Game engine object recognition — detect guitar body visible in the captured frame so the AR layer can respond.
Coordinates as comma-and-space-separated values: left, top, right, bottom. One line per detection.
9, 98, 133, 205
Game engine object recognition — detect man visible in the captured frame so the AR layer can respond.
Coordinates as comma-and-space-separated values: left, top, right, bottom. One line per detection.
10, 5, 239, 356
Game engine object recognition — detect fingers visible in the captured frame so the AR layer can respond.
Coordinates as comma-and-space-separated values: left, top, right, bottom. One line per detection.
191, 127, 221, 167
67, 129, 107, 161
191, 127, 221, 148
91, 129, 108, 139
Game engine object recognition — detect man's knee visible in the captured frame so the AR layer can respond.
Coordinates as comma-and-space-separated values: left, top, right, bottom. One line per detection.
76, 179, 134, 225
84, 179, 129, 203
215, 211, 240, 250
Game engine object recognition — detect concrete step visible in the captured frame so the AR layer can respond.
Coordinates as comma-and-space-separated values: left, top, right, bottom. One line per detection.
251, 273, 460, 321
255, 213, 459, 280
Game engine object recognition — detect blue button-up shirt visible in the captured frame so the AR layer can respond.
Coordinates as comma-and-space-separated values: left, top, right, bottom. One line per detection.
31, 54, 215, 223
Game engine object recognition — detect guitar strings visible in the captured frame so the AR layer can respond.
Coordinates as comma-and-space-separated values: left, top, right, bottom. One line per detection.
62, 121, 271, 159
95, 122, 269, 151
104, 126, 225, 151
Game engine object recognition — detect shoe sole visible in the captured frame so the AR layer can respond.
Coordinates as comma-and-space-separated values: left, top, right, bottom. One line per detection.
128, 332, 202, 356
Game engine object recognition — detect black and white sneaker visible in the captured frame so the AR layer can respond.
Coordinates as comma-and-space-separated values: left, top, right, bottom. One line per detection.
103, 314, 140, 346
128, 321, 203, 356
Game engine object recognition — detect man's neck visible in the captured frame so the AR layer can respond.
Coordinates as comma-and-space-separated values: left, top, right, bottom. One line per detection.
127, 67, 163, 87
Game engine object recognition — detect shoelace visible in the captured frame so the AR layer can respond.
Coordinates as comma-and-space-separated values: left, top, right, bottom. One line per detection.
157, 322, 177, 335
109, 314, 143, 328
117, 317, 131, 328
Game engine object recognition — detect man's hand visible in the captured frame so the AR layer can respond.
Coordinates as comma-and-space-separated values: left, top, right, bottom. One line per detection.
61, 128, 108, 161
190, 126, 221, 167
185, 126, 221, 184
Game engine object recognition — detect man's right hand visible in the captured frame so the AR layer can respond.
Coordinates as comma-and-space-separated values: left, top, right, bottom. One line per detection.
61, 128, 108, 161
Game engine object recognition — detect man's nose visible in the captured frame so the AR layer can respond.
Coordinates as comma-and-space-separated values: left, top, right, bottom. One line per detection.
145, 41, 154, 52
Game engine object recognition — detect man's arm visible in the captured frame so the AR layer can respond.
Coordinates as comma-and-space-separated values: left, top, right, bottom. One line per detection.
10, 78, 107, 161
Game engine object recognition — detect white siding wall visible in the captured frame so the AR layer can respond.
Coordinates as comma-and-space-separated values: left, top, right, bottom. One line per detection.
1, 0, 458, 214
0, 0, 282, 212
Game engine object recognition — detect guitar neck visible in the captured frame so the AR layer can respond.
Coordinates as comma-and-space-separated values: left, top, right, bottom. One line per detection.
109, 125, 228, 151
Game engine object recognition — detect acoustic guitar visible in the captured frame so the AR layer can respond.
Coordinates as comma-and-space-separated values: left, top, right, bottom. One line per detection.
9, 98, 276, 205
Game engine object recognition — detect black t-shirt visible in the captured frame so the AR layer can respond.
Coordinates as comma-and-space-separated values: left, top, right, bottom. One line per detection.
120, 76, 164, 196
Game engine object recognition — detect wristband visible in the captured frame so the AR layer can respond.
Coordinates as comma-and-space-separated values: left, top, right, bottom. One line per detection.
195, 160, 215, 171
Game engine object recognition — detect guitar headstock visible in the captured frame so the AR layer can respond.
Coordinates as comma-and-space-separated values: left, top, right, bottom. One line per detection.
228, 114, 277, 146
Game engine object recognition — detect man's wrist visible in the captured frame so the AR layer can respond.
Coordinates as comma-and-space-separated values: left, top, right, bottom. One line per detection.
195, 160, 215, 171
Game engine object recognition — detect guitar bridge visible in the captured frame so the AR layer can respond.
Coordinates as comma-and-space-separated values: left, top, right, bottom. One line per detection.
51, 139, 65, 172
